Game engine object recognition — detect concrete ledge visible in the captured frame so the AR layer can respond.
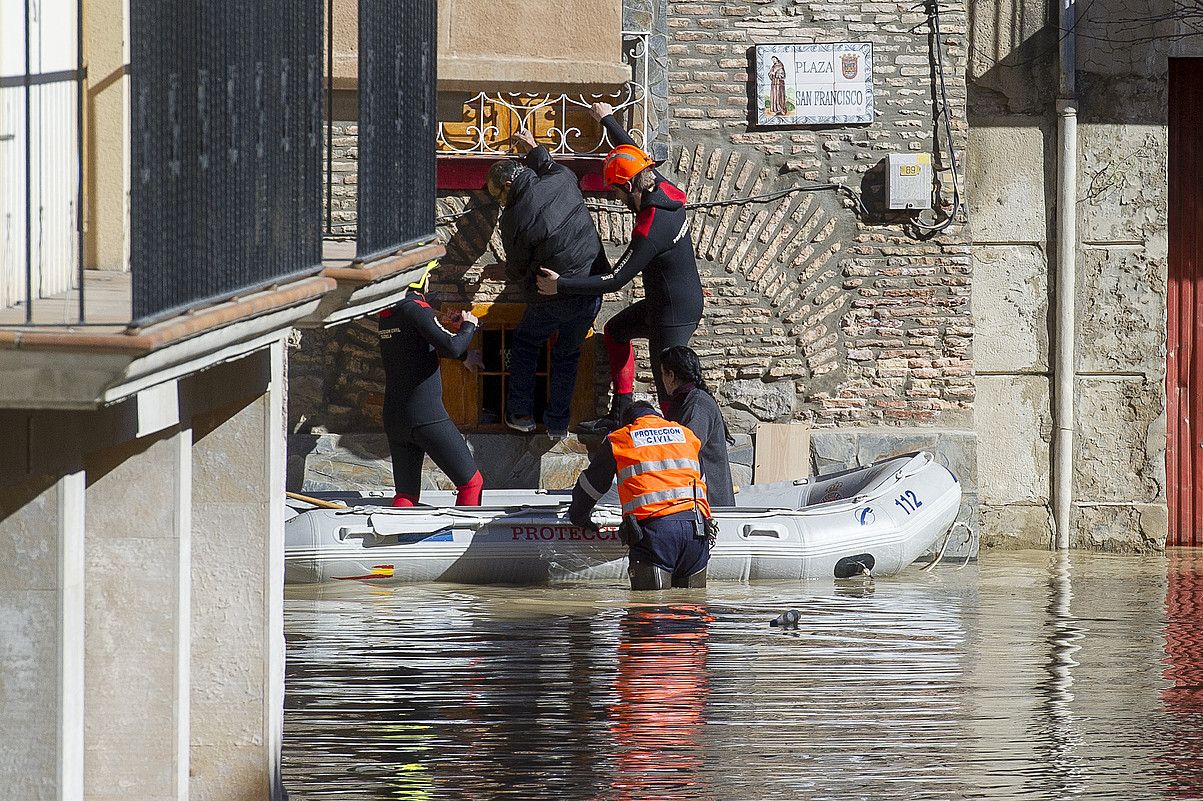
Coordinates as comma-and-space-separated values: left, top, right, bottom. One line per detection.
811, 427, 978, 491
289, 431, 593, 493
0, 277, 334, 409
299, 243, 447, 329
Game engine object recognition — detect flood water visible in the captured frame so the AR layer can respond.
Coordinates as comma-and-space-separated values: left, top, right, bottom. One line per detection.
282, 551, 1203, 800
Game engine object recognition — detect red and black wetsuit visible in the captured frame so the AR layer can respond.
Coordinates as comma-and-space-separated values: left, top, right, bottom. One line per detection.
378, 290, 483, 506
555, 114, 704, 407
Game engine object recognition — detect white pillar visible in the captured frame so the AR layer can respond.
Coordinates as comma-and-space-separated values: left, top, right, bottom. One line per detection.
83, 425, 191, 801
57, 469, 86, 801
0, 467, 86, 801
188, 341, 286, 800
265, 338, 286, 800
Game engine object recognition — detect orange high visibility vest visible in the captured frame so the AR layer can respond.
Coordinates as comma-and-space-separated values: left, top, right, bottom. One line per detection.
607, 414, 711, 520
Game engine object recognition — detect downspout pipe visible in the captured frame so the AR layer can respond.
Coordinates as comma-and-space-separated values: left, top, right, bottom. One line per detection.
1053, 0, 1078, 550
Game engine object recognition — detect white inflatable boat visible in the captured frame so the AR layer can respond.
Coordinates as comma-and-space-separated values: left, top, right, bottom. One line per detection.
284, 451, 962, 585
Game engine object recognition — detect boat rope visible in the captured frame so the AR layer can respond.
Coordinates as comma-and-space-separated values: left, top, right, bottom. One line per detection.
852, 560, 873, 579
921, 520, 973, 572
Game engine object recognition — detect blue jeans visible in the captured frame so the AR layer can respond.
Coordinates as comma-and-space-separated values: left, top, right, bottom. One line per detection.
507, 295, 602, 430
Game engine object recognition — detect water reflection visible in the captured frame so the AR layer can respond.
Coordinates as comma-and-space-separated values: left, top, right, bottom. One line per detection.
284, 554, 1201, 800
1160, 550, 1203, 799
610, 605, 713, 801
1038, 551, 1085, 799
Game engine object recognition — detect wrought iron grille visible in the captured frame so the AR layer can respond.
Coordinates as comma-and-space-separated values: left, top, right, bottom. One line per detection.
129, 0, 323, 326
435, 32, 651, 159
356, 0, 437, 262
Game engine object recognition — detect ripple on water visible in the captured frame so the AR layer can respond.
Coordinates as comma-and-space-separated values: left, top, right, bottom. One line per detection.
282, 552, 1203, 800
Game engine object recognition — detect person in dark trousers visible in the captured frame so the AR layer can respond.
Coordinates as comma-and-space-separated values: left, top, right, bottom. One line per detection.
536, 102, 704, 435
487, 129, 608, 439
568, 401, 712, 589
378, 261, 484, 507
658, 346, 736, 506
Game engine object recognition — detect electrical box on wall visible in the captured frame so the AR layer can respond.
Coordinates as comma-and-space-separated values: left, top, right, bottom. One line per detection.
886, 153, 932, 210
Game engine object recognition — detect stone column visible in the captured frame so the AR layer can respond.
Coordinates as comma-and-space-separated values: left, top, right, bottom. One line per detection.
188, 341, 286, 801
0, 468, 86, 801
83, 426, 191, 801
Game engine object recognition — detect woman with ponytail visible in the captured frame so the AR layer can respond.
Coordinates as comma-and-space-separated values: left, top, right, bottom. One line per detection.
657, 346, 736, 506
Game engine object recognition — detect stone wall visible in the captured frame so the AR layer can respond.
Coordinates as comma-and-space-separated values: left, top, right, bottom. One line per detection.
967, 0, 1174, 551
324, 121, 358, 239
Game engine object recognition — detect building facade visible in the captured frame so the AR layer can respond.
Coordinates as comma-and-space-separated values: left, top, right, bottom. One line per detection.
290, 0, 982, 553
290, 0, 1203, 554
0, 0, 439, 797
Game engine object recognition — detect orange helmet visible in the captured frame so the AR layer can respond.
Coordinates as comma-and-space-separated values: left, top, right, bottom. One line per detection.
603, 144, 655, 187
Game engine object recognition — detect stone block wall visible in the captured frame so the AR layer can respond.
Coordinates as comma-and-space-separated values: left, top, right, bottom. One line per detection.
967, 0, 1173, 551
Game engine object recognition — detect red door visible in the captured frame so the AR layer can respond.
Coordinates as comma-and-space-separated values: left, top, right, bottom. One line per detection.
1169, 59, 1203, 545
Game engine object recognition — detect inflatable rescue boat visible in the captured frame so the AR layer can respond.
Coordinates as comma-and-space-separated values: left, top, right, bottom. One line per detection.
284, 451, 962, 585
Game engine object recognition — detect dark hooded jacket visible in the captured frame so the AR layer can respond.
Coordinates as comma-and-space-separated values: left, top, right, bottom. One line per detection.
499, 146, 609, 301
556, 115, 703, 327
667, 383, 736, 506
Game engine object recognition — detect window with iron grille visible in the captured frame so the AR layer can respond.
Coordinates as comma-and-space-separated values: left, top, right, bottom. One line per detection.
356, 0, 436, 261
128, 0, 323, 325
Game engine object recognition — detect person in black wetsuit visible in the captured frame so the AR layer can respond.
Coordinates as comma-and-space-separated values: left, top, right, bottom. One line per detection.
536, 102, 704, 434
658, 345, 736, 506
378, 261, 484, 507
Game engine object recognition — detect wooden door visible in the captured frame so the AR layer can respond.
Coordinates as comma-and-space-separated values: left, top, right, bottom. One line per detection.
1169, 58, 1203, 545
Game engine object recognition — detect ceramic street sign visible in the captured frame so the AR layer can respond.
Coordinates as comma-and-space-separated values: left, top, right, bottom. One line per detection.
755, 43, 874, 126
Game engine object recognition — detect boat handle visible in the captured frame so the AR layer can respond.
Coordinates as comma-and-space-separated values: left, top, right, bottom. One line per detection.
741, 524, 786, 539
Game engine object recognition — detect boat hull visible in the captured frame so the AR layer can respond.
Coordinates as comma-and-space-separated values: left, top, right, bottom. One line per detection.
285, 452, 962, 585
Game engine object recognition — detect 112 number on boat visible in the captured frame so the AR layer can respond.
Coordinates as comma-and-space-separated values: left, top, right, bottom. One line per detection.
895, 490, 923, 514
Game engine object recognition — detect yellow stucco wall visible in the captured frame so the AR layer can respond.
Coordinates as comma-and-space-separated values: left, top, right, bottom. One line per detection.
330, 0, 628, 90
83, 0, 130, 273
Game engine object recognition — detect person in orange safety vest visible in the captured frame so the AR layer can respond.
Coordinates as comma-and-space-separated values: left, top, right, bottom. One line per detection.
568, 400, 714, 590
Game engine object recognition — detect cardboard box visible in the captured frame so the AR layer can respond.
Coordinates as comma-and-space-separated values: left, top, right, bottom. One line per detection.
753, 423, 811, 484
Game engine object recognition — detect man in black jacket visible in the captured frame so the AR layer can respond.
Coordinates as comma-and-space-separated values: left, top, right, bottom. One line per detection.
487, 130, 608, 439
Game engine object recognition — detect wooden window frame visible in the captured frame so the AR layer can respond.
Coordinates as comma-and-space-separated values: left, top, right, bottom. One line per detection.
440, 302, 596, 432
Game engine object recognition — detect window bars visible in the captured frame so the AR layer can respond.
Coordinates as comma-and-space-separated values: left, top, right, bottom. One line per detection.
0, 0, 85, 324
435, 32, 652, 159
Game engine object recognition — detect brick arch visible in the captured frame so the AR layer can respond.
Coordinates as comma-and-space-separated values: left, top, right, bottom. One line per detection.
429, 147, 974, 427
668, 143, 853, 414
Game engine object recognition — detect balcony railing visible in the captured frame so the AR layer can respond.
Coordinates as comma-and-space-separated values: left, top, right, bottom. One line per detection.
319, 29, 652, 241
435, 32, 651, 159
129, 0, 324, 326
356, 0, 438, 262
0, 0, 85, 324
1, 0, 336, 330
